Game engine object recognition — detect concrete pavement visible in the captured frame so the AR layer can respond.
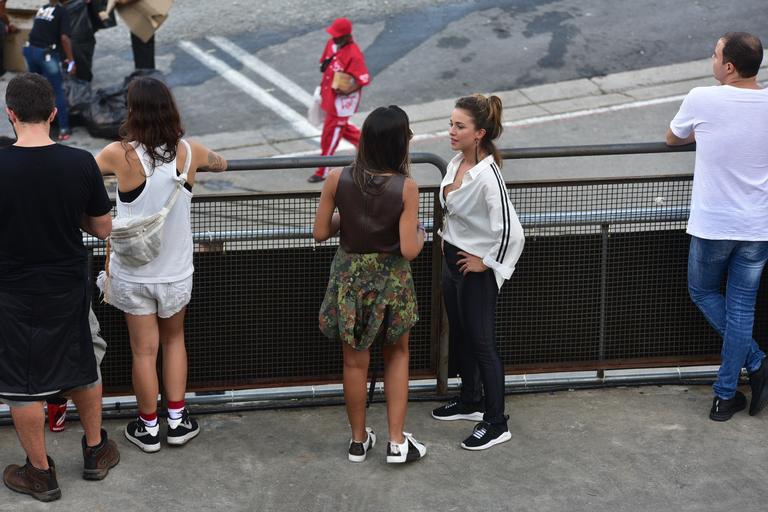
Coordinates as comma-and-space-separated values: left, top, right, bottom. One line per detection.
1, 384, 764, 511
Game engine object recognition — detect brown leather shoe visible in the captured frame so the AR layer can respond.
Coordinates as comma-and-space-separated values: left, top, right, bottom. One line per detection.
82, 429, 120, 480
3, 456, 61, 502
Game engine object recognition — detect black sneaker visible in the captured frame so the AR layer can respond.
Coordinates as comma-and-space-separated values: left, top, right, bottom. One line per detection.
348, 427, 376, 463
709, 391, 747, 422
125, 419, 161, 453
307, 174, 325, 183
167, 409, 200, 446
386, 432, 427, 464
431, 397, 484, 421
461, 420, 511, 451
749, 359, 768, 416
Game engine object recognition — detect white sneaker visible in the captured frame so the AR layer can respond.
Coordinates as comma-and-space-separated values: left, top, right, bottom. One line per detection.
386, 432, 427, 464
348, 427, 376, 462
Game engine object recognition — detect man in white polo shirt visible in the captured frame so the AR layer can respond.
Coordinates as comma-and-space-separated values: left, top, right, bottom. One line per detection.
667, 32, 768, 422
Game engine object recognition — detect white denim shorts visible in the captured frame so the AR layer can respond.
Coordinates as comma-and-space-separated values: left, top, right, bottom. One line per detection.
97, 272, 193, 318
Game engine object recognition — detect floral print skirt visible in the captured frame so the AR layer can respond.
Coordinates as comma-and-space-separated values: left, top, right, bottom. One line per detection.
319, 248, 419, 350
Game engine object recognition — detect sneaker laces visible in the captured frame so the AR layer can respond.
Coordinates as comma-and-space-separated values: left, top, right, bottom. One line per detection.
443, 397, 461, 410
472, 422, 491, 439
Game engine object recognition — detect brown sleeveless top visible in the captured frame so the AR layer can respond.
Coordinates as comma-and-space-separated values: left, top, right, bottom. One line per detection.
336, 166, 405, 254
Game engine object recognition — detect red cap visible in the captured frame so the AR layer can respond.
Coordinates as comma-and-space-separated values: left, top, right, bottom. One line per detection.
327, 17, 352, 38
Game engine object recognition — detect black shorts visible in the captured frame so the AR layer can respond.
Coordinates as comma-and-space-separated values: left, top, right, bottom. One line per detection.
0, 284, 98, 398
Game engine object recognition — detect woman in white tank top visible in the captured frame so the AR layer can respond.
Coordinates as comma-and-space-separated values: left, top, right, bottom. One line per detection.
95, 77, 227, 453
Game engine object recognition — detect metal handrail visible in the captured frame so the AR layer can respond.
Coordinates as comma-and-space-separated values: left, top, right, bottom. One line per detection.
226, 151, 449, 175
500, 141, 695, 160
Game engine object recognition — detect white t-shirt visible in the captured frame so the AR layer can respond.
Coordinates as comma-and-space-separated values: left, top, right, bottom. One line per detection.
670, 85, 768, 240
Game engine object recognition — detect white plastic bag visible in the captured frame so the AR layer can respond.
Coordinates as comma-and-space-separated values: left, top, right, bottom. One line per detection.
307, 86, 325, 127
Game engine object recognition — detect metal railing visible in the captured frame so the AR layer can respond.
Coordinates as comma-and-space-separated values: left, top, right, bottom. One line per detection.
79, 143, 767, 406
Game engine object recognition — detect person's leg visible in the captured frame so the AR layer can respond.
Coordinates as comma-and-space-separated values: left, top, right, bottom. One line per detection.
459, 269, 504, 424
3, 400, 60, 502
9, 402, 48, 469
22, 45, 43, 75
444, 246, 482, 405
342, 342, 370, 442
312, 112, 345, 179
125, 313, 161, 414
123, 312, 162, 451
688, 237, 738, 398
158, 307, 188, 403
72, 37, 95, 82
382, 332, 409, 444
68, 381, 120, 480
69, 384, 103, 447
341, 121, 360, 146
715, 241, 768, 398
131, 32, 155, 69
39, 53, 69, 134
382, 332, 427, 463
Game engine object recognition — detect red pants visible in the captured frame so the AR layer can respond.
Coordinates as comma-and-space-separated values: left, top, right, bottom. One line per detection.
314, 112, 360, 178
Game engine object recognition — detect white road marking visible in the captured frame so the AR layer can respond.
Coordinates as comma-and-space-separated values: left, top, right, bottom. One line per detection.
207, 36, 314, 108
182, 38, 355, 151
179, 40, 321, 139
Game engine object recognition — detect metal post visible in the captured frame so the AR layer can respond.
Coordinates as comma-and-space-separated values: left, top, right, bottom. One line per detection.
431, 191, 448, 394
598, 223, 609, 377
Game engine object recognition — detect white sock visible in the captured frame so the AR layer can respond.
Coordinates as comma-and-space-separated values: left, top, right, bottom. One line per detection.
167, 406, 184, 421
140, 416, 159, 435
167, 407, 185, 429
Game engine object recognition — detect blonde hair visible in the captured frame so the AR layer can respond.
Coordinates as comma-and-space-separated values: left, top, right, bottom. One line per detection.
454, 93, 503, 166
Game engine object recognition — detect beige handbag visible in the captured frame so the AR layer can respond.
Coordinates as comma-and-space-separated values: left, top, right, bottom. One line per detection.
106, 139, 191, 268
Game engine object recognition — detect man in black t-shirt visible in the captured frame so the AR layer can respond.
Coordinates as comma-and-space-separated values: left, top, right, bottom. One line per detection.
0, 73, 119, 503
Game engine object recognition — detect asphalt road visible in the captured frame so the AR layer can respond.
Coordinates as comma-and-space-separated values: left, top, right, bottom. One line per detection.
80, 0, 766, 138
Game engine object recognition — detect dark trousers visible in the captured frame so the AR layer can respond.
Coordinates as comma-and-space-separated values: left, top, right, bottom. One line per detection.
72, 37, 96, 82
131, 33, 155, 69
23, 45, 69, 131
442, 241, 506, 424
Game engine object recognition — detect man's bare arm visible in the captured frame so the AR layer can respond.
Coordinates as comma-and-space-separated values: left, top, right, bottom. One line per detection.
666, 128, 696, 146
81, 213, 112, 240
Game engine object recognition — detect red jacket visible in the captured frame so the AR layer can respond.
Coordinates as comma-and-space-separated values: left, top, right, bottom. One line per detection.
319, 37, 370, 115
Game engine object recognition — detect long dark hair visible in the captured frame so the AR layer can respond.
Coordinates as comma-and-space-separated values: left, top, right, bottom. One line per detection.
119, 77, 184, 171
454, 93, 503, 167
351, 105, 411, 191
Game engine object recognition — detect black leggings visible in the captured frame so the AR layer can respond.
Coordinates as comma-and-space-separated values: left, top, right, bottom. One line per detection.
442, 242, 506, 425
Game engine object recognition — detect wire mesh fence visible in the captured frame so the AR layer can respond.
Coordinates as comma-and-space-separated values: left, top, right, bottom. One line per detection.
92, 190, 437, 393
88, 148, 768, 395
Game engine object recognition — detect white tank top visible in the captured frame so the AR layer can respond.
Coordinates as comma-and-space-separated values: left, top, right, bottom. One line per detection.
109, 142, 194, 283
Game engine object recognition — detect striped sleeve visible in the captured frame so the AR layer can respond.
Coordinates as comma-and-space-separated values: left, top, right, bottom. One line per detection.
481, 163, 525, 284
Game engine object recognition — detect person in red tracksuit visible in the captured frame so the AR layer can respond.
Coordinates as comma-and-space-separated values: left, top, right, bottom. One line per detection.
308, 17, 371, 183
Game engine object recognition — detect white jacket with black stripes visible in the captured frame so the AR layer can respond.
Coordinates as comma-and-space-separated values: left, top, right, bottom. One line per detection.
438, 154, 525, 289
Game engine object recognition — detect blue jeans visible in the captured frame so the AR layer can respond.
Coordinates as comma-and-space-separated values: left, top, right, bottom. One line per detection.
688, 236, 768, 399
22, 45, 69, 131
